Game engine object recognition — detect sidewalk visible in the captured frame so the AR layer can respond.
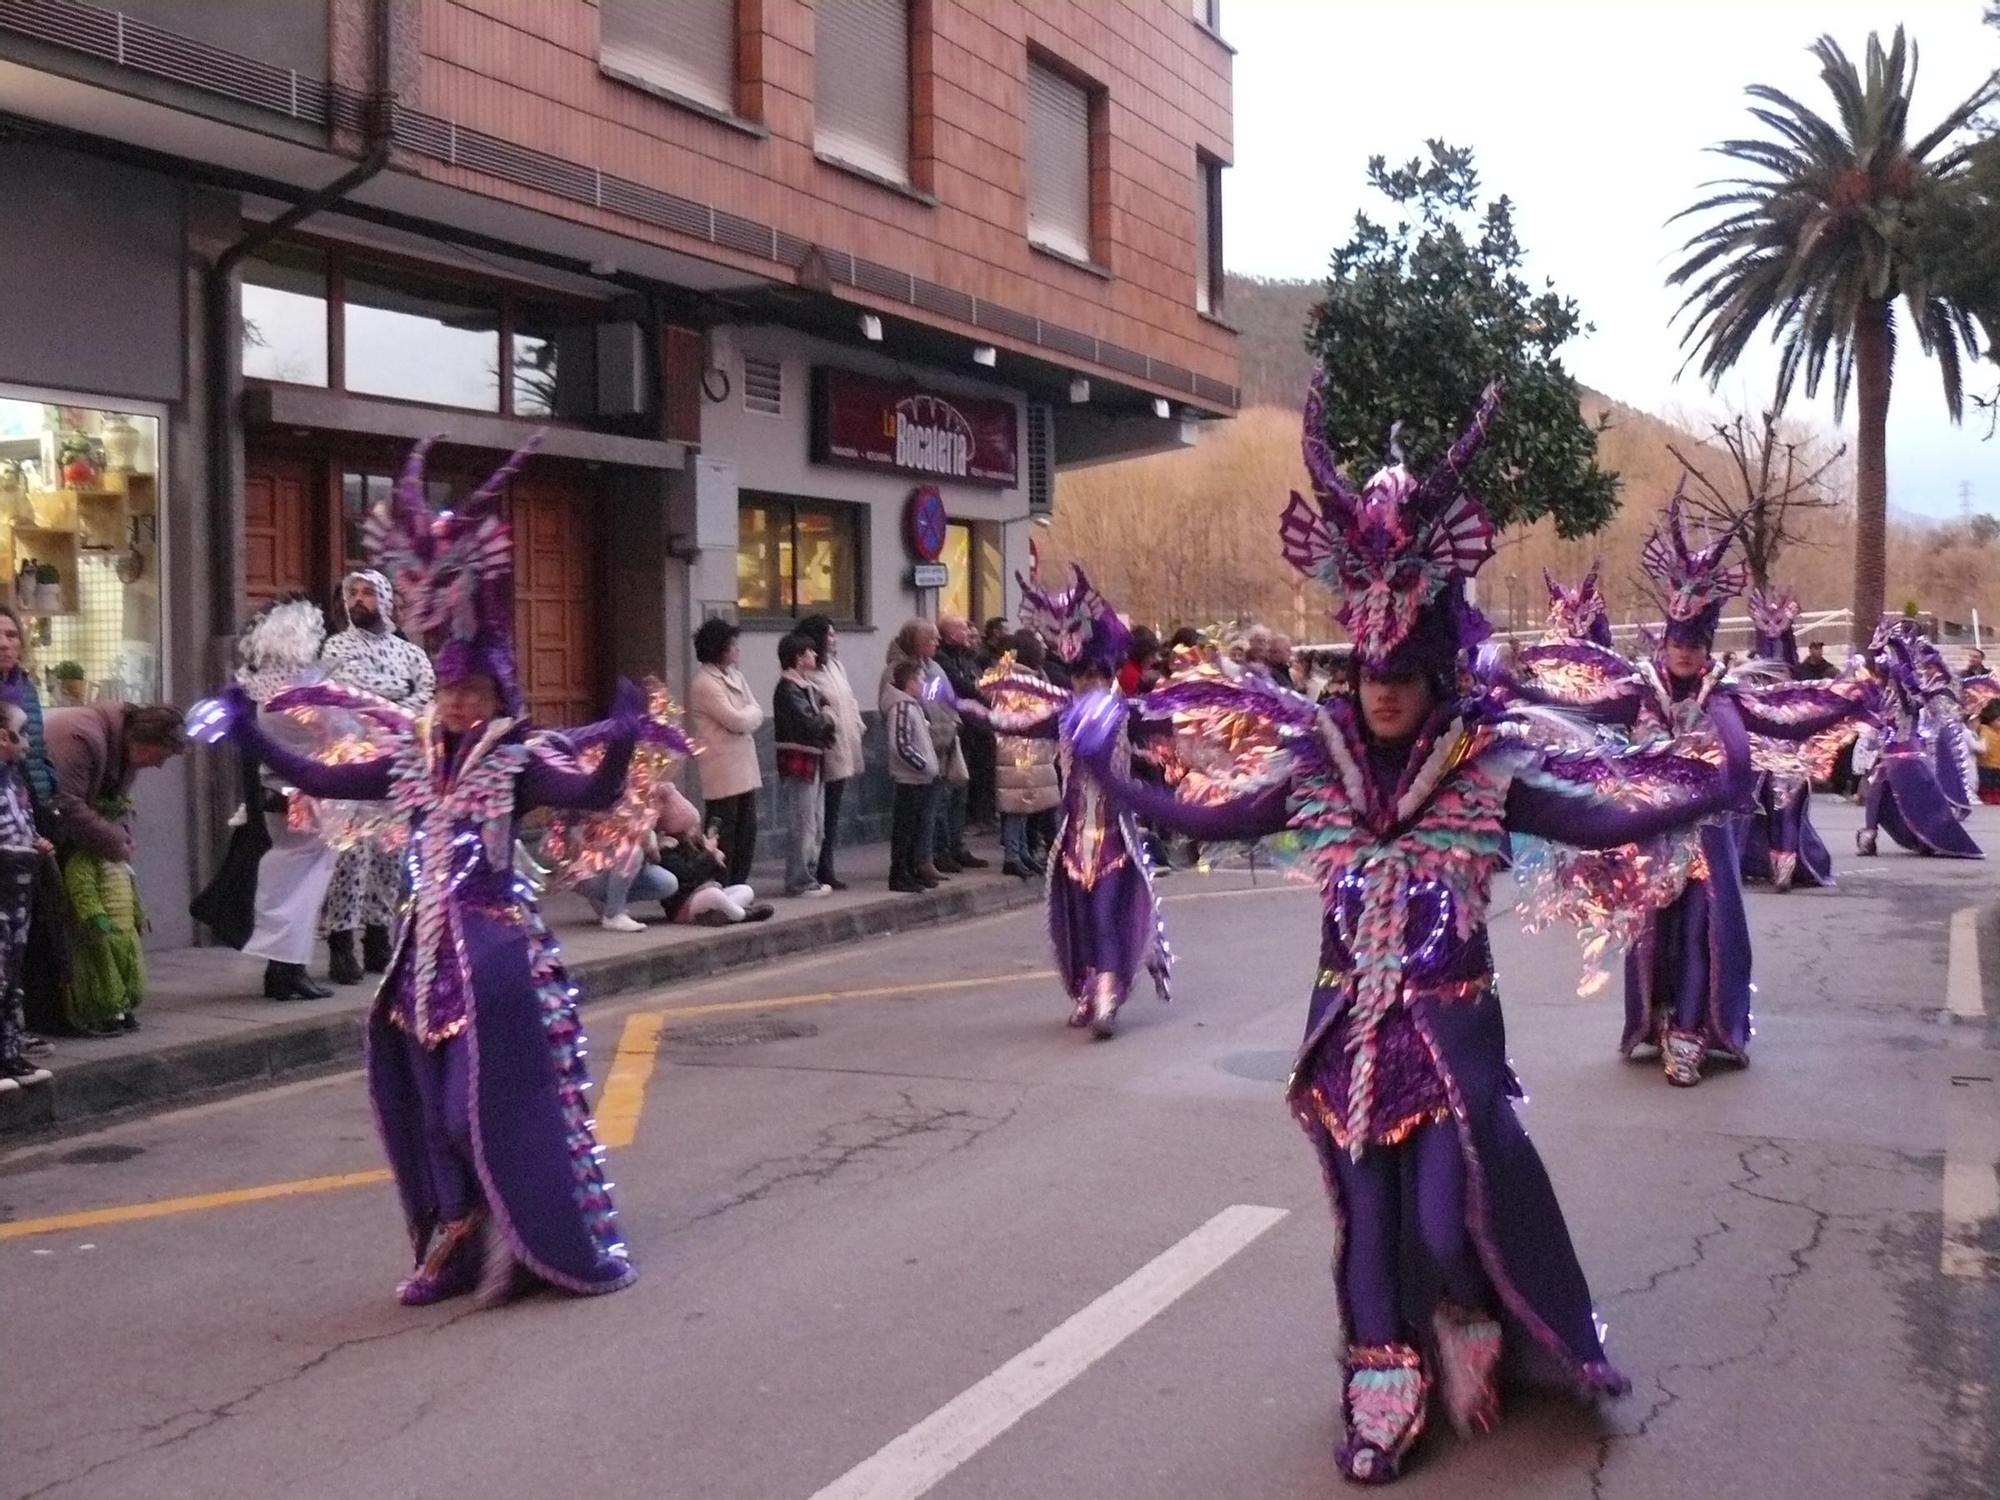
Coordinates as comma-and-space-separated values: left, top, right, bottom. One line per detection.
0, 834, 1035, 1140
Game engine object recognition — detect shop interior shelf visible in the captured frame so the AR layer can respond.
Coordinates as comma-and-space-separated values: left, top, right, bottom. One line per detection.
5, 526, 81, 616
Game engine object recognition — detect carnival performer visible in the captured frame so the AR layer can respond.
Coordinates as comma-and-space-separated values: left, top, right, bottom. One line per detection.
1065, 381, 1754, 1484
1735, 586, 1838, 892
968, 565, 1170, 1037
1857, 620, 1983, 859
189, 595, 344, 1000
188, 437, 643, 1309
318, 567, 435, 984
1503, 491, 1870, 1086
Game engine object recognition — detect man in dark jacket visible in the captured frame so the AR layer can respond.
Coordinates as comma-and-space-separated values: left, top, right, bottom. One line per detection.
936, 615, 996, 854
773, 633, 838, 897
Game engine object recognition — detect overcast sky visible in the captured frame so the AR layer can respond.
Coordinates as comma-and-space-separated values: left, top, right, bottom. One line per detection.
1222, 0, 2000, 519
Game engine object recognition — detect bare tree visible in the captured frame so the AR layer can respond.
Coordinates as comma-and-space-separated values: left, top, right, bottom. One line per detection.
1665, 409, 1847, 588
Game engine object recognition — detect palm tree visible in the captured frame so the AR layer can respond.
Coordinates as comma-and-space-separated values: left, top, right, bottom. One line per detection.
1669, 28, 1999, 638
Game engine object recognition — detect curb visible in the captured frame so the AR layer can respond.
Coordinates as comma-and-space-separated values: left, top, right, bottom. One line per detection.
0, 877, 1043, 1141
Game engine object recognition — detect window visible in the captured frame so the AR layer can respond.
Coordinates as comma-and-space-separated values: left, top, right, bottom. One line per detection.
339, 469, 453, 577
816, 0, 911, 185
512, 303, 597, 420
241, 245, 329, 385
737, 495, 863, 622
939, 520, 1002, 625
600, 0, 738, 117
1191, 0, 1221, 30
1195, 155, 1224, 315
344, 265, 502, 412
1026, 56, 1093, 263
0, 393, 165, 702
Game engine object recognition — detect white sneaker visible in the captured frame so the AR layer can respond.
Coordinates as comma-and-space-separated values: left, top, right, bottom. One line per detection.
798, 883, 832, 898
600, 913, 647, 934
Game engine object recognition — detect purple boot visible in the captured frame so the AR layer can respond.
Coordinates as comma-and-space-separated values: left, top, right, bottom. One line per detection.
397, 1214, 483, 1306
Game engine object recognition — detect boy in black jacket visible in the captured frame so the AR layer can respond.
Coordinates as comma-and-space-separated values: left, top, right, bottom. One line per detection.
774, 633, 837, 896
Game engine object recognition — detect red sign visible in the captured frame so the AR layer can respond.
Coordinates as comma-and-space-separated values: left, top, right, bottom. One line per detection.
905, 485, 949, 562
811, 368, 1018, 487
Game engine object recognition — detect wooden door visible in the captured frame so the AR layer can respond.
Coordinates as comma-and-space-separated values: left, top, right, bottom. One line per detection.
241, 453, 316, 609
507, 466, 600, 726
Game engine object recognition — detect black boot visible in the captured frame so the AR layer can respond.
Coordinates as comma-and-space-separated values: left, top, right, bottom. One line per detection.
327, 930, 364, 986
362, 924, 393, 974
264, 961, 333, 1002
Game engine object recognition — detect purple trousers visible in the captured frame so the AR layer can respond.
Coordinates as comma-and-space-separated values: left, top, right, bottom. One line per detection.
1328, 1120, 1494, 1344
402, 1031, 478, 1222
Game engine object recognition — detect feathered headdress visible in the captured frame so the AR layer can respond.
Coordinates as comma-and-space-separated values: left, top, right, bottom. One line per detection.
363, 435, 538, 714
1278, 376, 1499, 677
1541, 562, 1613, 648
1746, 584, 1802, 669
1639, 479, 1746, 649
234, 593, 327, 705
1016, 562, 1133, 676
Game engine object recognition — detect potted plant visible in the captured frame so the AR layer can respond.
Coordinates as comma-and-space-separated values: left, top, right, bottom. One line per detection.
53, 660, 86, 705
35, 561, 62, 613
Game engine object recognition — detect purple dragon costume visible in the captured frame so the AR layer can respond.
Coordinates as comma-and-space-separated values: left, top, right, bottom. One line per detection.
1736, 586, 1837, 891
1065, 381, 1756, 1485
189, 438, 650, 1309
1858, 620, 1983, 860
974, 565, 1170, 1037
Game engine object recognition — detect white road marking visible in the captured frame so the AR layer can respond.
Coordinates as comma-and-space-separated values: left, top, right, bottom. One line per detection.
1943, 905, 1999, 1279
1948, 907, 1985, 1019
804, 1204, 1289, 1500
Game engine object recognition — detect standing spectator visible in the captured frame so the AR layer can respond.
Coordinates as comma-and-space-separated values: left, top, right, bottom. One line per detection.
1118, 626, 1160, 698
996, 630, 1062, 878
883, 659, 939, 892
318, 569, 435, 984
982, 617, 1012, 660
1977, 699, 2000, 805
796, 614, 864, 891
689, 617, 763, 887
0, 703, 52, 1084
1268, 633, 1298, 689
937, 615, 996, 850
44, 702, 186, 1033
772, 633, 835, 897
0, 606, 54, 804
880, 619, 957, 882
1793, 640, 1838, 681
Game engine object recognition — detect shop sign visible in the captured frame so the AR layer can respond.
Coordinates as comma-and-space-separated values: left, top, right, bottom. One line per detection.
812, 368, 1018, 487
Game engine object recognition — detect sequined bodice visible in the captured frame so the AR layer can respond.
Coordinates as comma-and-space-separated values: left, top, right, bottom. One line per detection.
1057, 727, 1133, 888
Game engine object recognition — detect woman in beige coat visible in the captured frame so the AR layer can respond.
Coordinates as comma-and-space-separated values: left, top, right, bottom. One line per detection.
689, 617, 763, 886
797, 614, 865, 890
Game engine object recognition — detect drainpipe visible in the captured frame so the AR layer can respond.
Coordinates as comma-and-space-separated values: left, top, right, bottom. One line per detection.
202, 0, 395, 637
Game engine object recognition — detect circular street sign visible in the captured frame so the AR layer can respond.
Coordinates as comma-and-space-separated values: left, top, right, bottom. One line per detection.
906, 484, 948, 563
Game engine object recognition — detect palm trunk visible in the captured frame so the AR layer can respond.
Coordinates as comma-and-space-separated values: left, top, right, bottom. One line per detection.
1848, 299, 1892, 643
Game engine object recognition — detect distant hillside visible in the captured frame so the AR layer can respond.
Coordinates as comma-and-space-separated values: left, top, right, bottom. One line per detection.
1222, 274, 1321, 406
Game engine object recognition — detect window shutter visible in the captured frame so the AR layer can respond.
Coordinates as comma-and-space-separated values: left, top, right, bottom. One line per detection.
816, 0, 911, 184
600, 0, 737, 115
742, 353, 783, 416
1027, 60, 1091, 262
1025, 403, 1055, 518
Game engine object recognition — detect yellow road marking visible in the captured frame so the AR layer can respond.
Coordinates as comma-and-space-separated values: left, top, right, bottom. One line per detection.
0, 1169, 392, 1241
0, 968, 1055, 1242
593, 1012, 664, 1149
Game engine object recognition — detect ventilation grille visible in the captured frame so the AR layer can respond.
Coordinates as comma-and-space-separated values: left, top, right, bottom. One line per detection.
1025, 403, 1054, 517
0, 0, 1241, 411
742, 353, 783, 416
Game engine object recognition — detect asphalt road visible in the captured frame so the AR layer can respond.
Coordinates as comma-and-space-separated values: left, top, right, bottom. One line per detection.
3, 798, 1998, 1500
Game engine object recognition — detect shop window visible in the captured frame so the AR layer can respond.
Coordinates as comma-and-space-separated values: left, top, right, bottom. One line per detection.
1026, 55, 1096, 264
0, 395, 164, 703
601, 0, 739, 118
343, 265, 501, 412
938, 520, 1001, 624
816, 0, 911, 186
737, 494, 862, 623
241, 244, 329, 386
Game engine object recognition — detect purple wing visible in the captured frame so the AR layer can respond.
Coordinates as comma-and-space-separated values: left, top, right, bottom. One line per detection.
1278, 490, 1337, 579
